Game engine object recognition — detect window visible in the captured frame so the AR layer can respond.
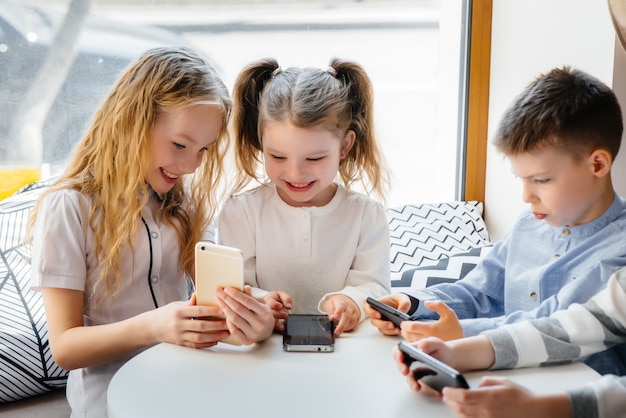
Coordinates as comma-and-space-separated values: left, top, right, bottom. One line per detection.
0, 0, 471, 206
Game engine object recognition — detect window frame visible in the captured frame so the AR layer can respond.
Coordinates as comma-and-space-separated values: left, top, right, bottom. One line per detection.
462, 0, 492, 203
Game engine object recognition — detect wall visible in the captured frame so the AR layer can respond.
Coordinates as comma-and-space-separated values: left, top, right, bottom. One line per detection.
612, 41, 626, 198
484, 0, 616, 241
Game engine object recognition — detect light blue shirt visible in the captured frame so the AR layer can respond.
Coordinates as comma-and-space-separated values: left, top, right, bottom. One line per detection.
406, 194, 626, 374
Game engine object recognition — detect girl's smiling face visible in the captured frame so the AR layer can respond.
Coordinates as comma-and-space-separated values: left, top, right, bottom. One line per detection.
261, 121, 354, 207
146, 104, 222, 194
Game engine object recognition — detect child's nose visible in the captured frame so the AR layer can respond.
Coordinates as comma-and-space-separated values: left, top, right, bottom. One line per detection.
521, 184, 537, 203
287, 161, 305, 177
179, 153, 202, 174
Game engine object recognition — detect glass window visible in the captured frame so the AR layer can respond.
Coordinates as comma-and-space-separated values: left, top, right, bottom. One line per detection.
1, 0, 469, 206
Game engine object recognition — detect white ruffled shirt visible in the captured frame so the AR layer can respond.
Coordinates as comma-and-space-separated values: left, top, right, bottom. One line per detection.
217, 183, 390, 319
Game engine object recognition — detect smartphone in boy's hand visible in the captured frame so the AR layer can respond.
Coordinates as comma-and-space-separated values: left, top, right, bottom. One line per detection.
366, 297, 413, 328
398, 341, 470, 393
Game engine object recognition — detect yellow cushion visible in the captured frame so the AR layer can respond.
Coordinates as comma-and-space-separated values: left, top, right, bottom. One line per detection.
0, 168, 41, 201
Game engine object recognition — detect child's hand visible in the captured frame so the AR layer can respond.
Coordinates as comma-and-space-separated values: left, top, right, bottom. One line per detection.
392, 337, 453, 395
363, 294, 412, 336
262, 290, 292, 332
442, 378, 569, 418
324, 294, 360, 336
400, 300, 463, 342
154, 293, 230, 349
215, 286, 275, 344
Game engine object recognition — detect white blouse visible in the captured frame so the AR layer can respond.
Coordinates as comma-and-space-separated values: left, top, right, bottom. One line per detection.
31, 188, 187, 417
217, 183, 390, 319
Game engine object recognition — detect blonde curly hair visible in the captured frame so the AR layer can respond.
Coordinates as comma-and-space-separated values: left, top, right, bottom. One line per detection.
30, 46, 232, 300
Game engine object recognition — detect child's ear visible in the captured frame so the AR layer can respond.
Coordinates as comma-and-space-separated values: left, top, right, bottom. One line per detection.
590, 149, 612, 177
340, 130, 356, 159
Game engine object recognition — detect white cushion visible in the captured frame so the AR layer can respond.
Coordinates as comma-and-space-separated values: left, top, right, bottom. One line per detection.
0, 181, 68, 403
391, 245, 492, 292
387, 201, 490, 285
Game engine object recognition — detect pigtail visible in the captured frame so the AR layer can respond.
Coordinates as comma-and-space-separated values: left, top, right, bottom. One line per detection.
330, 58, 389, 203
231, 58, 280, 192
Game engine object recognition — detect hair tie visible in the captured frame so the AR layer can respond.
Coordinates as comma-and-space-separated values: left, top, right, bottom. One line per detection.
326, 66, 337, 77
271, 67, 282, 78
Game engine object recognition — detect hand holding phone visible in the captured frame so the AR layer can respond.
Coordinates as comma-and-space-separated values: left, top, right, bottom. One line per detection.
195, 242, 244, 345
366, 297, 413, 328
398, 341, 469, 393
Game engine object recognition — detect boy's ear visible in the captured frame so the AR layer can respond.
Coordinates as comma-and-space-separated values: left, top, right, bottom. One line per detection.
340, 130, 356, 159
590, 149, 612, 177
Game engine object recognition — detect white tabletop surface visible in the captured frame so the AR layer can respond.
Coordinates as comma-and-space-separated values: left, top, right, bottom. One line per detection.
108, 323, 600, 418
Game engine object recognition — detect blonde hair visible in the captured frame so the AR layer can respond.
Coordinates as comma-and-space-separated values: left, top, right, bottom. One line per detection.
231, 57, 389, 202
30, 47, 232, 299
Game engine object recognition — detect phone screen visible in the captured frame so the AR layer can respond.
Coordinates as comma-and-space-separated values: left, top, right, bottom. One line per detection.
283, 314, 335, 352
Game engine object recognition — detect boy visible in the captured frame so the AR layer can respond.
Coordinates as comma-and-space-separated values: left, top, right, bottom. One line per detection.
392, 268, 626, 418
365, 66, 626, 375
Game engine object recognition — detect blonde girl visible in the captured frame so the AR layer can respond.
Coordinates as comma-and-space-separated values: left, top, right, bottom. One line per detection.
30, 47, 273, 417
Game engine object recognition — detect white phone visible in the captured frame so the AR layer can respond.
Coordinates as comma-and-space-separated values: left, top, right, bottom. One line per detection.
194, 242, 244, 345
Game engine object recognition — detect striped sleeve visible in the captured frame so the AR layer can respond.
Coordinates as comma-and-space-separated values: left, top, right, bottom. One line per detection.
484, 268, 626, 369
568, 375, 626, 418
483, 268, 626, 418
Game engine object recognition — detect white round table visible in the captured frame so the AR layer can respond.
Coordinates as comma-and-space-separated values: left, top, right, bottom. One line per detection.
107, 323, 600, 418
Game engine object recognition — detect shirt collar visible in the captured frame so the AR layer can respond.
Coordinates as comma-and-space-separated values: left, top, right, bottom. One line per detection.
554, 193, 623, 239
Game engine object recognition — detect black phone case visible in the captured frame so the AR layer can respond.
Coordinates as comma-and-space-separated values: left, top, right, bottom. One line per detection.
283, 314, 335, 352
398, 341, 470, 392
366, 297, 412, 327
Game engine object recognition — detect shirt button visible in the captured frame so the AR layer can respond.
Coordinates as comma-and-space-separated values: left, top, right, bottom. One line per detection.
303, 233, 310, 240
552, 254, 560, 260
151, 275, 159, 284
561, 228, 570, 237
151, 231, 158, 239
530, 292, 538, 300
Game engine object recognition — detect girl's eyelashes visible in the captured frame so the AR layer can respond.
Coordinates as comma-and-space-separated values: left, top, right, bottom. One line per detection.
174, 141, 211, 153
267, 154, 325, 161
534, 178, 550, 184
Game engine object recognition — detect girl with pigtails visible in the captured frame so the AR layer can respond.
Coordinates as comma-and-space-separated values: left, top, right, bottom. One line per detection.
217, 57, 391, 336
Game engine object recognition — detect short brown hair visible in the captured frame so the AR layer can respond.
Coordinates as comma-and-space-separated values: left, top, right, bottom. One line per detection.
494, 66, 622, 160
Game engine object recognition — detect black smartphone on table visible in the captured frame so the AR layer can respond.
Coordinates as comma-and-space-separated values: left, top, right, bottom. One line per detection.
398, 341, 470, 393
366, 297, 413, 328
283, 314, 335, 352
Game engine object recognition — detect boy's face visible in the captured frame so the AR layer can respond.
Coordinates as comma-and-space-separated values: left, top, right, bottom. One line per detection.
508, 147, 610, 227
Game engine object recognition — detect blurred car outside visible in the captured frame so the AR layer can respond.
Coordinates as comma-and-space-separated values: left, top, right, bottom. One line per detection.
0, 0, 210, 199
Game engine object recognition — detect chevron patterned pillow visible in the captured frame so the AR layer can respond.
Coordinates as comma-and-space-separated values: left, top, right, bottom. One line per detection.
387, 201, 490, 283
0, 181, 68, 403
391, 246, 492, 290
